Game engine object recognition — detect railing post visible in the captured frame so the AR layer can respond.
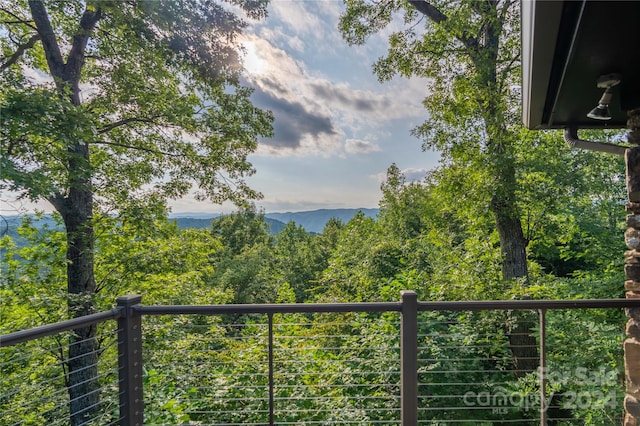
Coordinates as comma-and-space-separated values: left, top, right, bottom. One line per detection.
117, 295, 144, 426
539, 309, 547, 426
401, 290, 418, 426
268, 313, 274, 426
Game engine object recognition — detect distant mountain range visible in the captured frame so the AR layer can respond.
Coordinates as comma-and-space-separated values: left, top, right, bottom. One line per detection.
264, 208, 378, 233
172, 216, 288, 234
172, 208, 379, 234
1, 208, 380, 238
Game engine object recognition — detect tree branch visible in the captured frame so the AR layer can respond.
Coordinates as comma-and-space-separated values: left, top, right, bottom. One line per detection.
407, 0, 446, 23
2, 19, 36, 26
0, 33, 41, 72
500, 53, 520, 77
64, 7, 102, 93
407, 0, 479, 52
28, 0, 64, 79
90, 140, 180, 158
0, 7, 38, 31
415, 47, 467, 56
46, 191, 67, 214
3, 137, 24, 156
499, 0, 517, 22
97, 115, 163, 134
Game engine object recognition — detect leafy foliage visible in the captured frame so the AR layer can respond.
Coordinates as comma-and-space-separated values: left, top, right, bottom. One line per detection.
1, 1, 273, 209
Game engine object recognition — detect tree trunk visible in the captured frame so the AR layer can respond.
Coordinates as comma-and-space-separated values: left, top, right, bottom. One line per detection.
487, 145, 539, 378
480, 8, 538, 374
55, 142, 100, 425
478, 61, 538, 374
413, 0, 539, 378
492, 195, 529, 281
408, 0, 540, 400
28, 3, 103, 422
490, 175, 538, 377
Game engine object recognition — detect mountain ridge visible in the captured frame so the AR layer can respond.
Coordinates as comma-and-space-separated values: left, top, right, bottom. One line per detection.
265, 208, 378, 233
170, 208, 379, 234
2, 208, 380, 236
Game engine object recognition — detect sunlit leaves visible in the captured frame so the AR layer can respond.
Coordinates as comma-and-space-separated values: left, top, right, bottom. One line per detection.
1, 0, 273, 215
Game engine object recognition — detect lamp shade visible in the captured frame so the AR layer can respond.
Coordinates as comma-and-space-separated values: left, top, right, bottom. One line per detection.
586, 104, 611, 120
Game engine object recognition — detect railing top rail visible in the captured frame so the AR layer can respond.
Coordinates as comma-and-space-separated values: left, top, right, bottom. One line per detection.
3, 297, 639, 347
0, 308, 123, 348
417, 298, 640, 311
135, 298, 640, 316
136, 302, 403, 316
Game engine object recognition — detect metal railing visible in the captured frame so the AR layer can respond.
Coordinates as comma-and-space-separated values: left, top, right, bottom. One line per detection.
1, 291, 638, 425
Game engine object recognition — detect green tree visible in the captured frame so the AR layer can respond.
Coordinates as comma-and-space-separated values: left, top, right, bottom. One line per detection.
516, 131, 626, 278
339, 0, 570, 376
210, 207, 272, 257
377, 165, 503, 301
210, 208, 277, 304
273, 221, 326, 302
379, 163, 430, 241
318, 212, 391, 302
341, 0, 525, 280
1, 1, 272, 423
0, 213, 230, 424
94, 213, 225, 306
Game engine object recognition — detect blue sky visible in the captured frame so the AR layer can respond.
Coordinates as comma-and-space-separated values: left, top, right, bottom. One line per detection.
0, 2, 440, 216
170, 1, 439, 214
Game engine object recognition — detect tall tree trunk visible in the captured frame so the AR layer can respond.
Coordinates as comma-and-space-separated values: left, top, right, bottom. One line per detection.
412, 0, 540, 378
492, 196, 528, 281
483, 78, 538, 380
52, 142, 100, 425
29, 3, 103, 422
491, 189, 538, 376
407, 0, 540, 409
485, 109, 538, 378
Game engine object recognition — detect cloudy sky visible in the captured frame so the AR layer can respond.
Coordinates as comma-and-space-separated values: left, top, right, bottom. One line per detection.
170, 1, 439, 214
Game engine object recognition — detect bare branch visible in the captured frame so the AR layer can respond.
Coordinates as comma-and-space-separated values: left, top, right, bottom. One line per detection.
0, 7, 38, 31
0, 33, 41, 72
90, 140, 180, 158
96, 115, 163, 134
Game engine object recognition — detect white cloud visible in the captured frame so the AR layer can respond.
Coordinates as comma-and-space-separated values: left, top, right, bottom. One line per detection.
345, 139, 381, 154
255, 130, 343, 158
268, 2, 344, 53
403, 167, 429, 182
240, 33, 427, 158
371, 167, 429, 184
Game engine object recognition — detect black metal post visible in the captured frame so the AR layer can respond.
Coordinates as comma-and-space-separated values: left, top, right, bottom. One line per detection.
401, 290, 418, 426
117, 295, 144, 426
539, 309, 547, 426
268, 313, 274, 426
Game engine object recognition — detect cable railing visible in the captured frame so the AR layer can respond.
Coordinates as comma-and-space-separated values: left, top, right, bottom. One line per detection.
0, 320, 121, 426
1, 292, 638, 425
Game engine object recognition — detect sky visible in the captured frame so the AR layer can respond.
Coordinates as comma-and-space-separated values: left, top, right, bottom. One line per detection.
169, 1, 439, 214
0, 1, 440, 216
